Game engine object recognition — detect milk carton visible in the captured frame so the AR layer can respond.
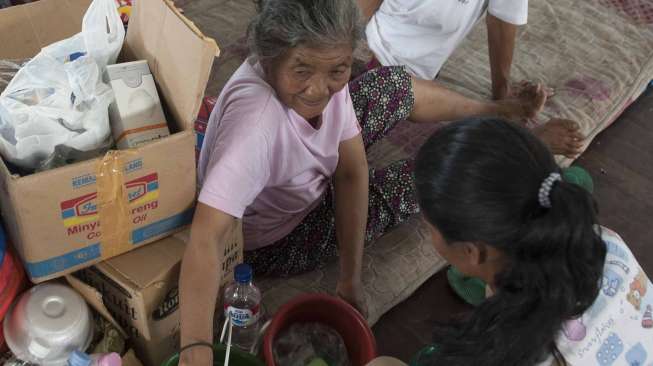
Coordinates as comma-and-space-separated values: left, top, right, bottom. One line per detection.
106, 60, 170, 149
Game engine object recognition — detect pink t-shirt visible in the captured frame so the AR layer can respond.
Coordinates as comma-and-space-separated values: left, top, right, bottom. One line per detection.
198, 60, 361, 250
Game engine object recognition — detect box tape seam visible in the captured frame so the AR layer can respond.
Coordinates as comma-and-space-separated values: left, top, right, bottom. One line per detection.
96, 150, 134, 259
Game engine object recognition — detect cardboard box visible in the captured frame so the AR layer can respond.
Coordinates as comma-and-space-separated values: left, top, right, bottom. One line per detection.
75, 224, 243, 366
65, 276, 146, 366
106, 60, 170, 149
0, 0, 219, 282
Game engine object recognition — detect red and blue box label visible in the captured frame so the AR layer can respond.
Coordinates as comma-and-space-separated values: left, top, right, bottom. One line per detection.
60, 173, 160, 237
25, 172, 193, 279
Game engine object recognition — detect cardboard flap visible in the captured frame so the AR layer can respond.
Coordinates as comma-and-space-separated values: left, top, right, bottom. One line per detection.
65, 274, 129, 338
100, 235, 187, 290
0, 0, 89, 59
123, 0, 219, 132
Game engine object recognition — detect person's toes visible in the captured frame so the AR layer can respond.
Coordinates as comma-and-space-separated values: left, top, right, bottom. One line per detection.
565, 141, 584, 157
532, 84, 547, 115
562, 144, 580, 158
561, 119, 580, 131
545, 87, 556, 97
569, 135, 585, 148
566, 143, 583, 155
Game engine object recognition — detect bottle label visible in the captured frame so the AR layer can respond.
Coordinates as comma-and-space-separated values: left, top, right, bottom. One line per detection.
224, 304, 260, 327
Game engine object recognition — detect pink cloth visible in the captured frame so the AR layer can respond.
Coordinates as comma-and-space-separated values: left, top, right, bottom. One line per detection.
198, 60, 360, 250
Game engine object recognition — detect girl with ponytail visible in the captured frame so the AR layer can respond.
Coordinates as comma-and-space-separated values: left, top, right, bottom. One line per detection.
371, 118, 652, 366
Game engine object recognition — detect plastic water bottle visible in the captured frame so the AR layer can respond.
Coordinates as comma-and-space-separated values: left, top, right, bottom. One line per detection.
223, 263, 261, 351
67, 351, 91, 366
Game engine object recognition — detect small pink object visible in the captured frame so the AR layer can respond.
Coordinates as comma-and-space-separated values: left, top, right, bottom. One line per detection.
94, 353, 122, 366
642, 305, 653, 329
563, 318, 587, 341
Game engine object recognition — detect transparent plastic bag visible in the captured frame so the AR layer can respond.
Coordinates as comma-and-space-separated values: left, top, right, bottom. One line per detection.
273, 323, 350, 366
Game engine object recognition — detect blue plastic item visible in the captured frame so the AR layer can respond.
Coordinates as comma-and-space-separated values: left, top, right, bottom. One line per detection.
67, 52, 87, 62
0, 223, 7, 266
234, 263, 253, 284
68, 351, 91, 366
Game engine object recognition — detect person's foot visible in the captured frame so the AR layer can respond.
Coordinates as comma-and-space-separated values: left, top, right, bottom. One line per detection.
533, 118, 585, 158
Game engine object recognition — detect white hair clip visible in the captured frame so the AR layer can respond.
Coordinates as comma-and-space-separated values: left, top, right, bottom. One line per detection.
538, 172, 562, 208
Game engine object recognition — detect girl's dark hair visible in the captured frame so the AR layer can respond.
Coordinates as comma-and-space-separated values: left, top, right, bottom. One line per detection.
414, 118, 606, 366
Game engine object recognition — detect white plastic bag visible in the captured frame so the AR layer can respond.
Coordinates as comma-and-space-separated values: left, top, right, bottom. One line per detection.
0, 0, 125, 171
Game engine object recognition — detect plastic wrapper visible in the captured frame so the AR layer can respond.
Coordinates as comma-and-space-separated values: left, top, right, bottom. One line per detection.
0, 58, 113, 174
273, 323, 350, 366
0, 60, 29, 95
89, 315, 126, 355
2, 356, 33, 366
35, 138, 113, 172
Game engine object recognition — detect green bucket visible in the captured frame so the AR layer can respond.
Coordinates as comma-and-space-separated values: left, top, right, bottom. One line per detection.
162, 344, 265, 366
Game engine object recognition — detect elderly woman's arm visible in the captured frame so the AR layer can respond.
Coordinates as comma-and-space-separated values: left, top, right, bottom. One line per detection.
409, 76, 546, 123
179, 205, 237, 366
334, 134, 369, 317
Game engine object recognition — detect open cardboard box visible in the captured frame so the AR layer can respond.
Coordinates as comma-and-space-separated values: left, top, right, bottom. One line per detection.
66, 275, 144, 366
0, 0, 219, 283
69, 224, 243, 366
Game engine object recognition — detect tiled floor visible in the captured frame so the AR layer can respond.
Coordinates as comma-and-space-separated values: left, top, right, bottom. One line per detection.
373, 88, 653, 361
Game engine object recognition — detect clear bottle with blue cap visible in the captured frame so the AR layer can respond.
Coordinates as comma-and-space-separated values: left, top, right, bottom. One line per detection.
67, 351, 121, 366
223, 263, 261, 352
67, 351, 91, 366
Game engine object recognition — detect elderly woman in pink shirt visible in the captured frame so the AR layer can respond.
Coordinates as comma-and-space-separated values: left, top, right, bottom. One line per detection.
178, 0, 574, 363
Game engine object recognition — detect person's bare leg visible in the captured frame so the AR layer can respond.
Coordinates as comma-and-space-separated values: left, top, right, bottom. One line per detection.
533, 119, 585, 158
409, 77, 546, 124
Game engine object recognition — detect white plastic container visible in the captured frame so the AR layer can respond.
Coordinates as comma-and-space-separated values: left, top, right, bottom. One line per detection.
4, 283, 94, 366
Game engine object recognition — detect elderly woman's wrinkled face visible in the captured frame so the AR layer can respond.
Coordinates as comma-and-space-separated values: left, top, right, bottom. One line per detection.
268, 45, 353, 121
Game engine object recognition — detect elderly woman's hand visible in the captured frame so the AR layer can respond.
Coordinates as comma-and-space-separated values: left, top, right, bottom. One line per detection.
179, 346, 213, 366
497, 81, 548, 122
336, 278, 369, 319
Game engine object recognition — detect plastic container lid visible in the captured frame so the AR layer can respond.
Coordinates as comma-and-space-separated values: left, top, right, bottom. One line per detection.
3, 283, 93, 366
68, 351, 91, 366
234, 264, 252, 284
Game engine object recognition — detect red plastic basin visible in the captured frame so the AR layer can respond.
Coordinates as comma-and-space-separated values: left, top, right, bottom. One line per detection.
0, 250, 27, 351
263, 293, 377, 366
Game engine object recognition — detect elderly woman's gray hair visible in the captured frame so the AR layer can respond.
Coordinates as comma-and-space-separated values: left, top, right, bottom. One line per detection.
248, 0, 363, 65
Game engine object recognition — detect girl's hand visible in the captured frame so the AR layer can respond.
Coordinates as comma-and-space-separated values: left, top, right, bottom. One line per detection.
336, 278, 369, 319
